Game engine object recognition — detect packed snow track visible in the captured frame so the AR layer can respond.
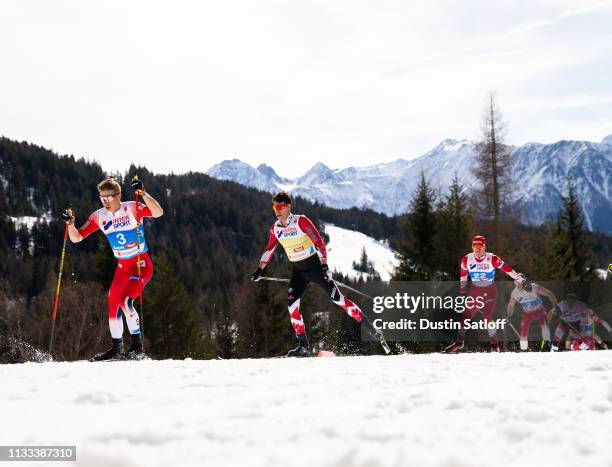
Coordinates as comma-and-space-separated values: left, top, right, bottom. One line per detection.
2, 352, 611, 467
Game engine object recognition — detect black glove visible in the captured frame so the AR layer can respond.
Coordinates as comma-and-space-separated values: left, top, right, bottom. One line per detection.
250, 267, 263, 282
523, 282, 533, 293
131, 177, 144, 194
321, 263, 333, 281
61, 208, 74, 225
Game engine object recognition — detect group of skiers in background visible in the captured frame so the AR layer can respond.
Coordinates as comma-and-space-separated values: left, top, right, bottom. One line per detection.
60, 180, 610, 360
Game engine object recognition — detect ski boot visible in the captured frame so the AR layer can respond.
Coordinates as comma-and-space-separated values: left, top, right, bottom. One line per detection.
540, 341, 552, 352
90, 338, 125, 362
287, 333, 309, 357
126, 333, 145, 360
443, 340, 464, 353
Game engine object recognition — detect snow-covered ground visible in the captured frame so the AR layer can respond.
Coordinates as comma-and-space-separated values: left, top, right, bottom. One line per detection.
324, 224, 398, 281
2, 352, 611, 467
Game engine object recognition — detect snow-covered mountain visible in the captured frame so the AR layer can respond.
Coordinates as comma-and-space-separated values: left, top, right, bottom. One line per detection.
207, 136, 612, 233
324, 223, 398, 281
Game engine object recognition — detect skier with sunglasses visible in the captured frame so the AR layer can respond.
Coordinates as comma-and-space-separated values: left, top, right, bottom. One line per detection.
250, 192, 383, 357
62, 177, 163, 360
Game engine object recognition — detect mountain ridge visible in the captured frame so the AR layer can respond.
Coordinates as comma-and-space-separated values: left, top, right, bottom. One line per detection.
207, 135, 612, 233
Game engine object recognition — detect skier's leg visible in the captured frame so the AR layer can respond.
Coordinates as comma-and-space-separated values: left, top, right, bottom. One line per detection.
519, 313, 531, 351
288, 270, 308, 336
552, 321, 567, 350
120, 255, 154, 310
108, 266, 127, 339
91, 266, 127, 360
310, 271, 363, 322
481, 286, 498, 341
118, 255, 154, 332
123, 297, 141, 335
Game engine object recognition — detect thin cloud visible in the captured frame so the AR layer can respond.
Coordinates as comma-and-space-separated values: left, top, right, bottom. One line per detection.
503, 0, 612, 37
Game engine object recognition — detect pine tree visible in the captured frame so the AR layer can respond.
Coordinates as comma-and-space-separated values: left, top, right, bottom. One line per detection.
144, 255, 207, 359
434, 175, 472, 279
393, 172, 437, 280
545, 179, 594, 280
474, 91, 513, 247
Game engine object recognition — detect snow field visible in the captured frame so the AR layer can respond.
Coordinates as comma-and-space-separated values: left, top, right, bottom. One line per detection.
2, 352, 612, 467
324, 224, 398, 281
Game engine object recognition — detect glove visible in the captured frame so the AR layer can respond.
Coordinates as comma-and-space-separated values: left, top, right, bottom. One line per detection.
321, 263, 333, 281
250, 267, 263, 282
523, 282, 533, 293
61, 208, 74, 225
131, 177, 144, 194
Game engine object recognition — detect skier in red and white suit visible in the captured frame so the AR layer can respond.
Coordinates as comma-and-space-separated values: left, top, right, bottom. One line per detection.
551, 295, 612, 351
64, 177, 163, 360
250, 192, 372, 357
569, 308, 611, 351
447, 235, 524, 352
507, 279, 557, 351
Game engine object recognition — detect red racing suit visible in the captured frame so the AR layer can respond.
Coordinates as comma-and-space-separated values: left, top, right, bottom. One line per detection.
78, 201, 154, 337
459, 252, 522, 338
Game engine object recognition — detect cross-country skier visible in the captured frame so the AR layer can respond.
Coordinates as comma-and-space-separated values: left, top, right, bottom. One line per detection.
506, 276, 557, 351
250, 192, 382, 357
568, 306, 611, 351
62, 177, 163, 360
445, 235, 524, 353
550, 294, 611, 351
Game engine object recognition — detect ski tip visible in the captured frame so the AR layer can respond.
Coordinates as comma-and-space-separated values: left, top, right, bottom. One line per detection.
316, 350, 336, 358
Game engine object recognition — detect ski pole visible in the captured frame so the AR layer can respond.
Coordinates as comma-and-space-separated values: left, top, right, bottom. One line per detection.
333, 279, 374, 300
259, 276, 375, 300
258, 276, 289, 283
506, 320, 521, 339
549, 307, 586, 339
49, 209, 72, 353
133, 175, 145, 349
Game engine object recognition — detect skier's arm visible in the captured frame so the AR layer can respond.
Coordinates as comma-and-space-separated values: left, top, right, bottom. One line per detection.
258, 225, 279, 269
459, 256, 468, 293
67, 223, 83, 243
298, 216, 327, 264
141, 191, 163, 218
592, 312, 612, 334
548, 305, 560, 321
65, 211, 98, 243
492, 255, 523, 281
538, 286, 558, 307
506, 296, 517, 317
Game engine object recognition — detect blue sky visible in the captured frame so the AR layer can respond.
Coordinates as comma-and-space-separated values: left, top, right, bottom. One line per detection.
1, 0, 611, 178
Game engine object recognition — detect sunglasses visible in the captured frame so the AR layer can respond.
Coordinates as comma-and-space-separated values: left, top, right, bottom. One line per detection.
272, 203, 288, 212
100, 193, 120, 203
